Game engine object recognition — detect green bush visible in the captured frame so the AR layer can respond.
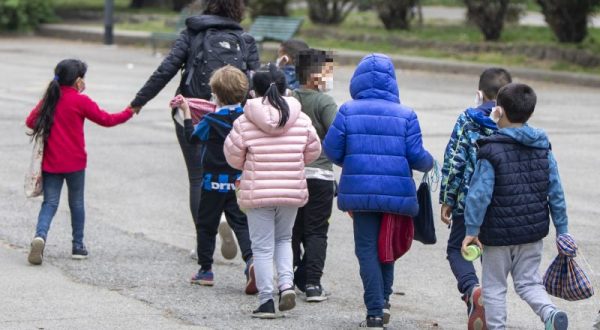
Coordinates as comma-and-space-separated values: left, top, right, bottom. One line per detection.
537, 0, 600, 43
0, 0, 54, 31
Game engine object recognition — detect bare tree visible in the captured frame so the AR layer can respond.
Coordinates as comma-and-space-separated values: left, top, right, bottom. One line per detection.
537, 0, 600, 43
374, 0, 419, 30
464, 0, 509, 41
307, 0, 356, 25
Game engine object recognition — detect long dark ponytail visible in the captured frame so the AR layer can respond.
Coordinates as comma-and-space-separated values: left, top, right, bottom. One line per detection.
30, 59, 87, 142
252, 63, 290, 128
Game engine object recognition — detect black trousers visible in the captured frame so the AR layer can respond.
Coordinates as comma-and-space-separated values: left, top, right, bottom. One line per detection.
174, 120, 203, 225
196, 190, 253, 269
292, 179, 335, 287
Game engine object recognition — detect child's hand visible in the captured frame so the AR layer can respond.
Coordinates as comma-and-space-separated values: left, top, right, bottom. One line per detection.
441, 204, 452, 225
171, 95, 191, 119
462, 235, 482, 254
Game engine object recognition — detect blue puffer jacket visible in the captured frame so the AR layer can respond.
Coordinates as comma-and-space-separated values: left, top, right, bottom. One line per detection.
323, 54, 433, 216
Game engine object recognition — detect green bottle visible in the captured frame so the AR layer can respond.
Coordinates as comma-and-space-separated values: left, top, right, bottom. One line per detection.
462, 245, 482, 262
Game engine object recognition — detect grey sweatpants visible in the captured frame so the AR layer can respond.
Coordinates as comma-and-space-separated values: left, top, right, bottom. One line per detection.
246, 206, 298, 304
482, 240, 557, 330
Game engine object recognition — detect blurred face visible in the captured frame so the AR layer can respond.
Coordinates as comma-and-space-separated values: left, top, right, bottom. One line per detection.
311, 62, 334, 92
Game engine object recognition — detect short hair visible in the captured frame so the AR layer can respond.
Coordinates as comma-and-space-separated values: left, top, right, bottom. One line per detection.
280, 39, 309, 65
209, 65, 249, 105
496, 83, 537, 124
296, 48, 334, 85
203, 0, 245, 23
478, 68, 512, 100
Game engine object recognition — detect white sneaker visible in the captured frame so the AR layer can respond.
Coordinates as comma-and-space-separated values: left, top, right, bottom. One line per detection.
28, 237, 45, 265
218, 218, 237, 260
189, 249, 197, 260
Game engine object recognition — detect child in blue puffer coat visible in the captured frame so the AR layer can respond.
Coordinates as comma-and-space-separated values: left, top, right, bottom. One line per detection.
323, 53, 433, 329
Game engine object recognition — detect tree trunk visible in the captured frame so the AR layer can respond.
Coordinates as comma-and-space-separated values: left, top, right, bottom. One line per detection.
537, 0, 599, 43
374, 0, 417, 30
464, 0, 509, 41
307, 0, 356, 25
247, 0, 289, 18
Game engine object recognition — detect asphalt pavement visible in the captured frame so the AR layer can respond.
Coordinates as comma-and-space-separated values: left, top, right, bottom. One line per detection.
0, 37, 599, 329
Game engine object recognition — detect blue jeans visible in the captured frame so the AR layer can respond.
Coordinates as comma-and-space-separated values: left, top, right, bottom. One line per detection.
35, 171, 85, 246
353, 212, 394, 317
447, 213, 479, 296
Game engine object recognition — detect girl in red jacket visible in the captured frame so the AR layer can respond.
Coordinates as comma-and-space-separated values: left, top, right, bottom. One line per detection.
25, 59, 134, 265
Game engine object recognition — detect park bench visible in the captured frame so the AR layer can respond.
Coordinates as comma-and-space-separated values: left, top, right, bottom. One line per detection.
248, 16, 304, 45
150, 9, 192, 53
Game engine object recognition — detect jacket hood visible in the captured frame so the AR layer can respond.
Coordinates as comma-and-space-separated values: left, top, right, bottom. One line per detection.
185, 15, 243, 32
498, 125, 550, 149
244, 97, 302, 135
350, 54, 400, 103
466, 101, 497, 130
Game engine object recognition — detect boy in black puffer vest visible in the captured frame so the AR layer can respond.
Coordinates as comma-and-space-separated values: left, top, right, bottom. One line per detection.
462, 83, 569, 330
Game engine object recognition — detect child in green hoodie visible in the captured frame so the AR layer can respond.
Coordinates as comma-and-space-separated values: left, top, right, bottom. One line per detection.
291, 48, 337, 302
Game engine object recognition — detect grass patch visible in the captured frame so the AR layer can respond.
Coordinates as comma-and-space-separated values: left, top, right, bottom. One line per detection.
421, 0, 540, 11
53, 0, 130, 11
108, 5, 599, 75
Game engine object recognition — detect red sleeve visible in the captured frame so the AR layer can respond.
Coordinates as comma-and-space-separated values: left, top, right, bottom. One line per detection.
25, 101, 42, 129
80, 95, 133, 127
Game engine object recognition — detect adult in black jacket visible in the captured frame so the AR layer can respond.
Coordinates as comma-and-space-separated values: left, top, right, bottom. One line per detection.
129, 0, 260, 229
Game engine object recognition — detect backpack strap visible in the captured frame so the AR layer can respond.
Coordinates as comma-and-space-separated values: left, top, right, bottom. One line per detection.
185, 31, 206, 87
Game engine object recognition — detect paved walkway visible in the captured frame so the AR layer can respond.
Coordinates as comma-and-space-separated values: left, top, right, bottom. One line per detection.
1, 38, 599, 329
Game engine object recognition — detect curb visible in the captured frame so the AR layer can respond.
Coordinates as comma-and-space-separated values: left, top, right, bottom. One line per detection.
37, 24, 600, 88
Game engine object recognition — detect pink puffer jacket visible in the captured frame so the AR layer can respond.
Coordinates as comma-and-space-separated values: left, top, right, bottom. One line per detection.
224, 96, 321, 209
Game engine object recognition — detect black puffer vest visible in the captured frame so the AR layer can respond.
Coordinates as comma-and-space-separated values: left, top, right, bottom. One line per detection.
477, 134, 550, 246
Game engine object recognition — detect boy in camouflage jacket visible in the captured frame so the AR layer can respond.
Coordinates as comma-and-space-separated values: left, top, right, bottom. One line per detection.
439, 68, 512, 330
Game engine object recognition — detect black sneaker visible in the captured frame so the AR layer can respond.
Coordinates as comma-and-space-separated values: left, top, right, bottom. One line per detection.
252, 299, 276, 319
72, 244, 88, 260
383, 301, 391, 326
359, 316, 384, 329
305, 284, 328, 302
279, 287, 296, 312
28, 237, 45, 265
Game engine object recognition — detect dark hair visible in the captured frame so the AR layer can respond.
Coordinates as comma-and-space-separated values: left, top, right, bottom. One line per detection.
478, 67, 512, 100
30, 59, 87, 142
252, 63, 289, 128
204, 0, 245, 23
296, 48, 333, 86
496, 83, 537, 123
280, 39, 309, 65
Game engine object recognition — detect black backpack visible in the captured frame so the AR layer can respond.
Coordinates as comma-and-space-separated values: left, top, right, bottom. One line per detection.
183, 28, 249, 99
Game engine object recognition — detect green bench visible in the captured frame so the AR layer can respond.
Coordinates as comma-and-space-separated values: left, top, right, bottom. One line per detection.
150, 10, 193, 53
248, 16, 304, 44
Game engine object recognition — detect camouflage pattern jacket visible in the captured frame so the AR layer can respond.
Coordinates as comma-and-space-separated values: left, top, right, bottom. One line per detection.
440, 102, 497, 216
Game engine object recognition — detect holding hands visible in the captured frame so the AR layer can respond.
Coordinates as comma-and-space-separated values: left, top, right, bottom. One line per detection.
170, 94, 191, 119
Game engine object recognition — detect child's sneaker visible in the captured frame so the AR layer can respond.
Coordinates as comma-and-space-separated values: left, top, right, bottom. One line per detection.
244, 258, 258, 295
72, 244, 88, 260
383, 301, 391, 326
218, 220, 237, 260
278, 287, 296, 312
190, 269, 214, 286
28, 237, 45, 265
545, 310, 568, 330
359, 316, 384, 329
305, 284, 327, 302
252, 299, 276, 319
465, 285, 486, 330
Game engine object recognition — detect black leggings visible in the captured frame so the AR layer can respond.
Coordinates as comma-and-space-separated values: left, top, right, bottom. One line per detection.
174, 119, 203, 225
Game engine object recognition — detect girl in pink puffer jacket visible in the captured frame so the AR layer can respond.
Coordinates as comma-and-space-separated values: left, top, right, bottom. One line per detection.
224, 64, 321, 318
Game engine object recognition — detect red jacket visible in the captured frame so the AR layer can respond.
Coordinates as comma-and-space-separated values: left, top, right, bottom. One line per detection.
26, 86, 133, 173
